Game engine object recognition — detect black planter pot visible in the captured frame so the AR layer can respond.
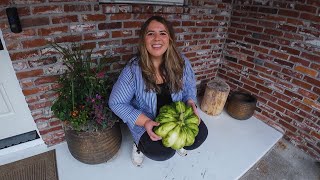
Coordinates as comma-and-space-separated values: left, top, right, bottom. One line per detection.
226, 92, 257, 120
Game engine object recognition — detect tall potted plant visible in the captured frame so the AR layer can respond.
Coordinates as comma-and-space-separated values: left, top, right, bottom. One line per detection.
51, 43, 121, 164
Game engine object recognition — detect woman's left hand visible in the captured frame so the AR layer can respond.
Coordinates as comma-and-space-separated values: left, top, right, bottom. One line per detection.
187, 100, 201, 124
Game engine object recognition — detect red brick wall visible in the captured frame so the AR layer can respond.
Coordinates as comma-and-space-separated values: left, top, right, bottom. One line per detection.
221, 0, 320, 160
1, 0, 319, 160
0, 1, 230, 145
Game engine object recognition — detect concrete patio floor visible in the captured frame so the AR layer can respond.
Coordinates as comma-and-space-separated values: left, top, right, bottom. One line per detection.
0, 108, 283, 180
239, 138, 320, 180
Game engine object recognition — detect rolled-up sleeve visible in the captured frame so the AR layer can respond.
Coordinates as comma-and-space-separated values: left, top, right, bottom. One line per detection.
108, 65, 142, 130
182, 56, 197, 104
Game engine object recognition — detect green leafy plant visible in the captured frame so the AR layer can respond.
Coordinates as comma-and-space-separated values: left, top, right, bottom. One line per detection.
51, 43, 119, 131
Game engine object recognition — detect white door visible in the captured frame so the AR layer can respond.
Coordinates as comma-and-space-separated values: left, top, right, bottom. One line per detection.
0, 30, 43, 155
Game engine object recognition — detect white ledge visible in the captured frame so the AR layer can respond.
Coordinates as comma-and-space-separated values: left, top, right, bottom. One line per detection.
0, 109, 282, 180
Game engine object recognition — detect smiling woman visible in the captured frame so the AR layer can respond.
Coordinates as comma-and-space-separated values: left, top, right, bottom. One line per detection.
108, 16, 208, 167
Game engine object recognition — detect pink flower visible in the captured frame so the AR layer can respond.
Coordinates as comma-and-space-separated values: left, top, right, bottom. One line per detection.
96, 71, 105, 79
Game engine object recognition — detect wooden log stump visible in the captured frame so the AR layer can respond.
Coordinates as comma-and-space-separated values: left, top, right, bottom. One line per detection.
200, 79, 230, 116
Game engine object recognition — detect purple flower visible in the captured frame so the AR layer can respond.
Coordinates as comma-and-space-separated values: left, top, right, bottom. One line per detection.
96, 94, 102, 99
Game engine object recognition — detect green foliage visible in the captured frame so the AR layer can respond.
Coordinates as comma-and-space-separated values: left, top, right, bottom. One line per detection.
50, 43, 119, 131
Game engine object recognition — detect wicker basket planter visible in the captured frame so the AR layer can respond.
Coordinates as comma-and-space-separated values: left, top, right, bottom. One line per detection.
64, 123, 122, 164
226, 92, 257, 120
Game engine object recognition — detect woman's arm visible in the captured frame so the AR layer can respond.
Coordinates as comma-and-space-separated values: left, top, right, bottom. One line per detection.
108, 63, 161, 141
108, 65, 142, 130
182, 56, 197, 105
182, 56, 200, 123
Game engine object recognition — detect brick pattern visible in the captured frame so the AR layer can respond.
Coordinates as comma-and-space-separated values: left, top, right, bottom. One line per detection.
1, 0, 319, 161
0, 0, 230, 146
222, 0, 320, 160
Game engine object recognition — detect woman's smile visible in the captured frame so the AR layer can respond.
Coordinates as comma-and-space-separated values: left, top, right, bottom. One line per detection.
152, 44, 162, 48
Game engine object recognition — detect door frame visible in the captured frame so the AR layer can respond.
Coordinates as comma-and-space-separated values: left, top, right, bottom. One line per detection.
0, 30, 44, 156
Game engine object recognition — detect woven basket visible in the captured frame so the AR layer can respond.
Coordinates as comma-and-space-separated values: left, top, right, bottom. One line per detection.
226, 92, 257, 120
64, 123, 122, 164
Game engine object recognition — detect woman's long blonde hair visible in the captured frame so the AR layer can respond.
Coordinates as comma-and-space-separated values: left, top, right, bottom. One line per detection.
138, 16, 184, 93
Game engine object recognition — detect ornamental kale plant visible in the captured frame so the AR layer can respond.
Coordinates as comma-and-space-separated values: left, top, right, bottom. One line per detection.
50, 43, 119, 131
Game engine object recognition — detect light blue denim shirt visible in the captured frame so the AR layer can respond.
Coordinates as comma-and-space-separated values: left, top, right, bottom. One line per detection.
108, 55, 197, 144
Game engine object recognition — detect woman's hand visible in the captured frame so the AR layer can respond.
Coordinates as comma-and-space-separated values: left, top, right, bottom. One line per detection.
187, 99, 201, 124
136, 114, 162, 141
144, 119, 162, 141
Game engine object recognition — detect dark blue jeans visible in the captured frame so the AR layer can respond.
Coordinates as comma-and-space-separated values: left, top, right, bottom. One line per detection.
137, 120, 208, 161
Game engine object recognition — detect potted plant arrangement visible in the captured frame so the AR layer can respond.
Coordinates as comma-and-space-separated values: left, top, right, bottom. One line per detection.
51, 43, 122, 164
